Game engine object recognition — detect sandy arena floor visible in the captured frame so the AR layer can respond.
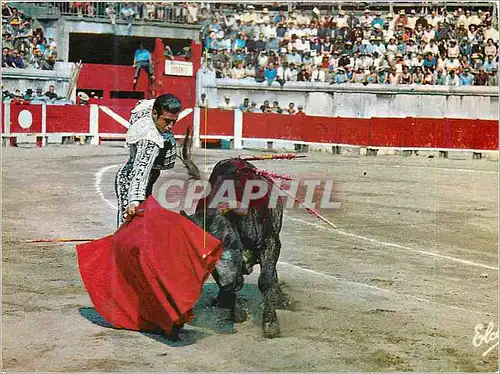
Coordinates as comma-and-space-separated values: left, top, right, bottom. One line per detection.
2, 143, 498, 372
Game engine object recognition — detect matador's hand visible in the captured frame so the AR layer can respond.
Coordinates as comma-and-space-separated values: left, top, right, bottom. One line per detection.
125, 201, 141, 219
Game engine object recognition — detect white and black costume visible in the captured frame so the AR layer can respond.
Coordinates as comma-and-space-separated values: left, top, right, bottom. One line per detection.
114, 99, 177, 227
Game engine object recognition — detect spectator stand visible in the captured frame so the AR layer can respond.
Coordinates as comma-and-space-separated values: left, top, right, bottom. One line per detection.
197, 1, 498, 88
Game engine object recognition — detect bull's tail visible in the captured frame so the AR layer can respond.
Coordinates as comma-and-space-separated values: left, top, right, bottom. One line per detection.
178, 127, 201, 180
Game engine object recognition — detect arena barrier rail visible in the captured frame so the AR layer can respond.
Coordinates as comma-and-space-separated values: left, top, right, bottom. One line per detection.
2, 103, 498, 158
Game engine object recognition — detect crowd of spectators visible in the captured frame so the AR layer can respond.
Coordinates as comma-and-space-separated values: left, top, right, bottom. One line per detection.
201, 5, 499, 87
2, 3, 59, 70
197, 93, 306, 115
1, 85, 65, 104
46, 2, 202, 27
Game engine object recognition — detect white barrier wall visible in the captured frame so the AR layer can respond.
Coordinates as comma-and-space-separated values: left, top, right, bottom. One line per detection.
199, 75, 499, 120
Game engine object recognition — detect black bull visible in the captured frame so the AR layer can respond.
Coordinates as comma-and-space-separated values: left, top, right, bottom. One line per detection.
179, 149, 287, 338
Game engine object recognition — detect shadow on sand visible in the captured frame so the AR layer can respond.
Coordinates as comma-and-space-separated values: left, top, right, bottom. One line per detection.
78, 282, 263, 346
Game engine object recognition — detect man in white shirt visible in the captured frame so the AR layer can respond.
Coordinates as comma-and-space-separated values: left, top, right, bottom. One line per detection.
218, 95, 236, 110
444, 57, 461, 72
285, 63, 298, 81
422, 25, 435, 43
445, 69, 460, 86
360, 9, 372, 26
469, 10, 483, 27
371, 37, 386, 56
242, 5, 258, 25
483, 24, 498, 42
296, 9, 310, 26
336, 10, 348, 29
447, 39, 460, 59
462, 9, 473, 28
258, 8, 271, 25
407, 9, 418, 30
426, 10, 441, 28
423, 39, 439, 56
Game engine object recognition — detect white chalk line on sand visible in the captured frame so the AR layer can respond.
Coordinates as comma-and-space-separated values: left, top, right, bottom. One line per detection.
285, 215, 498, 271
278, 262, 490, 315
95, 164, 494, 315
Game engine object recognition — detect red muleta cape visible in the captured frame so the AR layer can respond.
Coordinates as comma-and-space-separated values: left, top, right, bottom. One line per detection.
76, 196, 222, 335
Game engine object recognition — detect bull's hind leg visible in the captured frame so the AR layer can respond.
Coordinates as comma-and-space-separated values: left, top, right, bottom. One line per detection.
258, 234, 281, 338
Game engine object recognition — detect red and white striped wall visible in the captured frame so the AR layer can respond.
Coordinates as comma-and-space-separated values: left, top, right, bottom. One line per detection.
2, 103, 498, 153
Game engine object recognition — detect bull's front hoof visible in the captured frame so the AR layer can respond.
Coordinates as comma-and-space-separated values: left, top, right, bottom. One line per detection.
263, 321, 281, 338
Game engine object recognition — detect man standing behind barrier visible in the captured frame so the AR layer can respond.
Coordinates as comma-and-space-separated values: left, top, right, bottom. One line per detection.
133, 43, 155, 95
114, 94, 181, 227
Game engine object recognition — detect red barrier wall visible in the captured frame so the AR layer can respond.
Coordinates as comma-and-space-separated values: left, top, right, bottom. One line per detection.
98, 104, 131, 134
242, 112, 498, 150
46, 105, 90, 133
200, 109, 234, 136
9, 105, 43, 133
2, 104, 497, 151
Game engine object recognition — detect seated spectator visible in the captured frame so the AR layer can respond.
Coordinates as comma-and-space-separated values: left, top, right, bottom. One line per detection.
423, 52, 437, 70
41, 52, 57, 70
164, 45, 174, 61
334, 67, 347, 84
413, 66, 425, 84
29, 47, 44, 69
2, 47, 10, 67
435, 69, 446, 85
459, 67, 474, 86
296, 105, 306, 115
311, 65, 325, 82
22, 88, 34, 101
218, 95, 236, 110
445, 69, 460, 86
285, 63, 298, 81
459, 54, 472, 72
287, 48, 302, 65
197, 93, 208, 108
255, 65, 265, 83
473, 67, 488, 86
447, 39, 460, 58
260, 100, 272, 113
444, 56, 461, 71
244, 63, 255, 79
377, 67, 389, 84
31, 87, 47, 103
264, 62, 278, 85
271, 100, 283, 114
231, 61, 246, 79
386, 68, 400, 84
44, 85, 60, 100
471, 53, 484, 71
484, 38, 498, 57
365, 67, 378, 84
287, 102, 297, 115
482, 55, 498, 73
400, 65, 413, 84
238, 97, 252, 112
423, 67, 435, 85
297, 65, 310, 81
351, 67, 366, 83
488, 68, 498, 87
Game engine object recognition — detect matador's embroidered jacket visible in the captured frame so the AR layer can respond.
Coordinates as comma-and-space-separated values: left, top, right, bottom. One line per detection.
114, 99, 177, 226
